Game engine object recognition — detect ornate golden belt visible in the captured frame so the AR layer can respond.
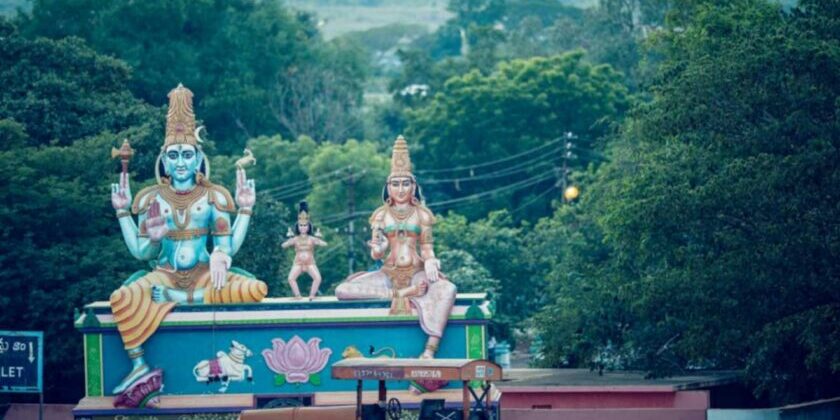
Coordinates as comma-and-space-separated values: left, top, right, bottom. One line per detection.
382, 264, 421, 290
158, 263, 208, 290
166, 228, 209, 241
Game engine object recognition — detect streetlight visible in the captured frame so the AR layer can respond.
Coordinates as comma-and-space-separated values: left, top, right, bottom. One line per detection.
563, 185, 580, 201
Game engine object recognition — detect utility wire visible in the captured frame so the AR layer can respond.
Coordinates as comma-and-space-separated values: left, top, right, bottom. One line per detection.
260, 165, 353, 194
417, 148, 561, 184
413, 137, 566, 175
264, 170, 367, 201
427, 172, 556, 208
510, 184, 560, 215
316, 171, 556, 224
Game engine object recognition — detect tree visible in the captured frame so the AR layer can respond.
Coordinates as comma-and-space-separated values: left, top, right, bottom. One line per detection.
436, 211, 531, 343
18, 0, 366, 150
301, 140, 391, 290
270, 39, 367, 142
406, 52, 628, 219
0, 24, 165, 406
535, 0, 840, 404
0, 18, 157, 147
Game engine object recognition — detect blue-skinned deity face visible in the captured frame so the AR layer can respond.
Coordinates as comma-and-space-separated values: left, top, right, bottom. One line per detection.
163, 144, 202, 184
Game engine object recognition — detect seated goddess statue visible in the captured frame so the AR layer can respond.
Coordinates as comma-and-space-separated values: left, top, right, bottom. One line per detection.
335, 136, 457, 361
108, 84, 267, 395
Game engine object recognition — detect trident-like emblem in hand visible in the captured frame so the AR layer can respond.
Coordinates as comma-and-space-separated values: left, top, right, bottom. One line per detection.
111, 139, 135, 174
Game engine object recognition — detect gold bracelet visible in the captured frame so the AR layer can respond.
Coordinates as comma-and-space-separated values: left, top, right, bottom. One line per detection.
238, 208, 252, 216
116, 209, 131, 218
425, 343, 439, 352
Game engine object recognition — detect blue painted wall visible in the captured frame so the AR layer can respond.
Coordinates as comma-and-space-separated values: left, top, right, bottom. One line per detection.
99, 322, 480, 395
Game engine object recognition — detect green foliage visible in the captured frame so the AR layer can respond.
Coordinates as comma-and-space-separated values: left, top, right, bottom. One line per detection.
406, 52, 628, 219
436, 211, 532, 343
535, 0, 840, 403
17, 0, 366, 150
437, 249, 500, 295
300, 140, 391, 290
0, 19, 157, 147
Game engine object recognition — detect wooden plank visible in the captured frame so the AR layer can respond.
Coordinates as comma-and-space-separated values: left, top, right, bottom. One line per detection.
313, 389, 466, 406
331, 358, 502, 382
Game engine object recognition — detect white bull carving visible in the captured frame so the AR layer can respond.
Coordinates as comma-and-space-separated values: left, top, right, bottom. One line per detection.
193, 340, 254, 393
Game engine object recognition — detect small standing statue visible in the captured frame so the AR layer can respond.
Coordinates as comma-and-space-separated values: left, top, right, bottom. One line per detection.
282, 202, 327, 300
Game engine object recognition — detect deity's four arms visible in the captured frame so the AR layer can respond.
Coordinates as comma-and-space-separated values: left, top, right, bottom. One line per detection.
108, 84, 267, 396
281, 201, 328, 300
335, 135, 457, 362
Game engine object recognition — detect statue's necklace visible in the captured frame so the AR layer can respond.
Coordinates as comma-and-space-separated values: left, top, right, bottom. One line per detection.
388, 205, 415, 222
388, 205, 415, 245
158, 185, 206, 230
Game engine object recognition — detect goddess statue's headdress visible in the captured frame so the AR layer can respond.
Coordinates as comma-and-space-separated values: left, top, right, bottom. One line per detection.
389, 135, 414, 180
297, 201, 310, 224
164, 84, 197, 147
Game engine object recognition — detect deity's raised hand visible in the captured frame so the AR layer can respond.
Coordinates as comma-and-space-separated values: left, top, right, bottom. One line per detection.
111, 172, 132, 210
235, 168, 256, 209
367, 235, 388, 258
210, 248, 231, 290
146, 201, 169, 242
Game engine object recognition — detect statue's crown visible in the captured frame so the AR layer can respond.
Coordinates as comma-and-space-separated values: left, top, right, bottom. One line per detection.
164, 84, 197, 147
389, 135, 413, 179
298, 201, 310, 224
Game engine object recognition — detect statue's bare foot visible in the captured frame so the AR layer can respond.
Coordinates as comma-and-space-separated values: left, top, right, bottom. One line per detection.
292, 295, 303, 300
151, 285, 170, 303
112, 363, 150, 395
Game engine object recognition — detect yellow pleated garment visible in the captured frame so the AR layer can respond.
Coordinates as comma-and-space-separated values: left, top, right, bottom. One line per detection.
109, 265, 267, 350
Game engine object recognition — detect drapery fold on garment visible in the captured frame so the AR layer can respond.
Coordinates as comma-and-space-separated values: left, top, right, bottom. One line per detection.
336, 270, 456, 338
110, 265, 267, 350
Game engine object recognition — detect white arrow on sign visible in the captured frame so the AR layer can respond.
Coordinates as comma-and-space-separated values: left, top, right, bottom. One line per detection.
28, 342, 34, 363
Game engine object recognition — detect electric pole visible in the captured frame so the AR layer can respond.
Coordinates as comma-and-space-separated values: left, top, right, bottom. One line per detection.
346, 166, 356, 275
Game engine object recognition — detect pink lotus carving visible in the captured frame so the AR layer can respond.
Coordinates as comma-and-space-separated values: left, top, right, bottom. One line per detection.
262, 336, 332, 384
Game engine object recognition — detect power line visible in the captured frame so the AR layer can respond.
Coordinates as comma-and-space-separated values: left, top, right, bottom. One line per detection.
413, 137, 567, 175
260, 165, 353, 194
316, 171, 556, 224
428, 172, 556, 208
417, 147, 561, 184
263, 170, 367, 201
510, 184, 559, 215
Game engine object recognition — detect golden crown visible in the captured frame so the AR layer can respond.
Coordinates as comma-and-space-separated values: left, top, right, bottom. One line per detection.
164, 84, 197, 147
297, 201, 310, 224
389, 135, 413, 179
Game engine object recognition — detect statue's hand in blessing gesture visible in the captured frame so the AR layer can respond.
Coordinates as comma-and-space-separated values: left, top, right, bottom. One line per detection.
146, 201, 169, 242
235, 168, 256, 210
210, 248, 231, 290
367, 231, 388, 258
424, 258, 441, 283
111, 172, 132, 210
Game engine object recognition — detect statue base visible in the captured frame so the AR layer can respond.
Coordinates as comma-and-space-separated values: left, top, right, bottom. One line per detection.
73, 293, 490, 418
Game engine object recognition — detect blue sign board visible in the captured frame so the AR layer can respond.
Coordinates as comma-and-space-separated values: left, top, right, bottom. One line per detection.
0, 331, 43, 393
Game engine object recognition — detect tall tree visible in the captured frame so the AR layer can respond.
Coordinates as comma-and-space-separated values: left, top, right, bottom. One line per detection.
18, 0, 366, 150
0, 19, 162, 404
536, 0, 840, 404
406, 52, 628, 219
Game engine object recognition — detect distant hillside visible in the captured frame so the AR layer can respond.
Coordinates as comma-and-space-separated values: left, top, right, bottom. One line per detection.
285, 0, 452, 39
0, 0, 29, 16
